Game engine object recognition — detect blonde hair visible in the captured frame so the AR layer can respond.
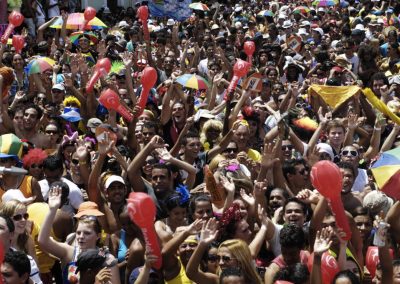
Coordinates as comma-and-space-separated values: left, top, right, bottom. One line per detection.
0, 200, 29, 253
208, 154, 226, 172
219, 239, 262, 284
200, 119, 223, 146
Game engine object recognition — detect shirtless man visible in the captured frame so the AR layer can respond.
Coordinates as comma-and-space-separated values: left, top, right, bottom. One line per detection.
19, 105, 50, 149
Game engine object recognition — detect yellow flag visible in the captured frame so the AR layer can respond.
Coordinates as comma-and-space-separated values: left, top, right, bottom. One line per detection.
308, 84, 361, 109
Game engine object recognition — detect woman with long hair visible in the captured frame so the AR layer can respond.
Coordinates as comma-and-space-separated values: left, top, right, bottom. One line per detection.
0, 200, 37, 263
38, 186, 120, 284
186, 218, 263, 284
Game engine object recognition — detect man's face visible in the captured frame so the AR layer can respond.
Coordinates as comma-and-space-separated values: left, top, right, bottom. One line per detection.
23, 108, 38, 131
233, 125, 249, 149
51, 89, 64, 104
340, 146, 359, 167
373, 79, 386, 96
1, 262, 28, 284
141, 126, 156, 145
354, 215, 372, 240
151, 168, 171, 195
290, 163, 310, 189
172, 103, 186, 124
269, 189, 286, 213
283, 202, 305, 227
184, 137, 201, 158
44, 168, 62, 184
340, 168, 355, 194
328, 127, 345, 148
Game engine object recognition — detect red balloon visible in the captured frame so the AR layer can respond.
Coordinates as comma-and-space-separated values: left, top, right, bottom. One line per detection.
136, 67, 157, 118
127, 192, 162, 269
244, 41, 255, 56
99, 89, 133, 122
226, 59, 251, 96
12, 35, 24, 54
84, 7, 96, 21
137, 6, 149, 21
1, 12, 24, 44
86, 58, 111, 93
366, 246, 394, 279
307, 252, 340, 284
137, 6, 150, 41
311, 161, 342, 199
9, 11, 24, 27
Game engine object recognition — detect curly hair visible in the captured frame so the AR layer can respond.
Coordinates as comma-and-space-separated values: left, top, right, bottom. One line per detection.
22, 148, 48, 169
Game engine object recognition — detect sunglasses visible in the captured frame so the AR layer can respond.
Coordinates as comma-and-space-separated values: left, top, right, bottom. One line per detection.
45, 130, 58, 135
282, 145, 294, 151
30, 164, 43, 169
71, 159, 80, 165
298, 167, 309, 175
210, 255, 236, 263
145, 159, 157, 165
79, 215, 98, 221
224, 148, 238, 154
341, 150, 358, 157
13, 213, 29, 221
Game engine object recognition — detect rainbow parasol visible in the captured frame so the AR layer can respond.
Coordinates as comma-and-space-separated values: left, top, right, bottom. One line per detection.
293, 6, 311, 14
26, 57, 55, 75
189, 2, 210, 11
258, 10, 275, 17
312, 0, 338, 7
176, 74, 209, 90
50, 13, 107, 30
371, 147, 400, 199
69, 31, 99, 45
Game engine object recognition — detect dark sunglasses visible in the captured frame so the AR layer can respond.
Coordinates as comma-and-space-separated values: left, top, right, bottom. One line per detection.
298, 167, 309, 175
282, 145, 294, 151
45, 130, 58, 135
341, 150, 358, 157
145, 159, 157, 165
71, 159, 80, 165
79, 215, 98, 221
210, 255, 236, 263
13, 213, 29, 221
224, 147, 238, 154
30, 164, 43, 169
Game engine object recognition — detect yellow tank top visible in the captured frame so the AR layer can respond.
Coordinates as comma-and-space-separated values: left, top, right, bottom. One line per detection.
0, 175, 33, 199
165, 258, 192, 284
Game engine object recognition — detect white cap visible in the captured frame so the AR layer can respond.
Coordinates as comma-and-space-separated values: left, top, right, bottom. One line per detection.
312, 27, 324, 36
297, 28, 308, 36
300, 20, 311, 27
52, 83, 65, 91
167, 18, 175, 26
105, 175, 126, 190
355, 24, 365, 30
278, 14, 286, 20
317, 7, 325, 12
2, 189, 33, 203
211, 24, 220, 30
316, 143, 334, 161
282, 20, 292, 29
234, 22, 242, 28
234, 6, 243, 12
118, 21, 129, 28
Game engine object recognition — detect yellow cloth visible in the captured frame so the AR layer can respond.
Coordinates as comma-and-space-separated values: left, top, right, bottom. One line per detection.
28, 203, 57, 274
165, 257, 192, 284
247, 148, 261, 162
362, 88, 400, 125
308, 84, 361, 109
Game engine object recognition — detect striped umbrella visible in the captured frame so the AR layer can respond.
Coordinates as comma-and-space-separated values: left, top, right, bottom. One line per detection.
293, 6, 311, 14
176, 74, 210, 90
50, 13, 107, 30
258, 10, 275, 17
69, 31, 99, 45
189, 2, 210, 11
312, 0, 338, 7
26, 57, 55, 75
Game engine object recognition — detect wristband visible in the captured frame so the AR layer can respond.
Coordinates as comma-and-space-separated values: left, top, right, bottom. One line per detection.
374, 127, 381, 131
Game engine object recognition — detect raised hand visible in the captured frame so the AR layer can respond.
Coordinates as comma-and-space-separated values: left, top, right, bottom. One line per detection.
199, 218, 218, 245
98, 132, 115, 156
347, 113, 359, 130
48, 186, 62, 210
154, 147, 172, 162
94, 267, 112, 284
122, 51, 133, 67
240, 188, 255, 208
254, 179, 268, 196
75, 138, 88, 161
219, 174, 235, 194
314, 228, 333, 256
149, 135, 168, 150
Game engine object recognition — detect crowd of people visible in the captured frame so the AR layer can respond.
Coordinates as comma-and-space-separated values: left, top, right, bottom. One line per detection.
0, 0, 400, 283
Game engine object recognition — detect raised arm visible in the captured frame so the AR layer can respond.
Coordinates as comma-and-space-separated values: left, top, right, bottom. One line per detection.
160, 83, 174, 125
386, 201, 400, 244
311, 228, 332, 284
38, 186, 72, 263
381, 124, 400, 152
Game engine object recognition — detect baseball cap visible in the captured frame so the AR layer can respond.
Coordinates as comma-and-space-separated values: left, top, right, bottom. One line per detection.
52, 84, 65, 91
105, 175, 126, 190
87, 118, 102, 129
166, 19, 175, 26
363, 191, 393, 216
60, 107, 81, 122
312, 27, 324, 36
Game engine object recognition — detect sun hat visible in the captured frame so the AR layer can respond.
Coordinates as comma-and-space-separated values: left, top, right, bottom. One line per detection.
74, 201, 105, 219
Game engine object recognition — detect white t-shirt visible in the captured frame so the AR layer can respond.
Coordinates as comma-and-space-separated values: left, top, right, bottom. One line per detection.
351, 168, 368, 193
39, 177, 83, 215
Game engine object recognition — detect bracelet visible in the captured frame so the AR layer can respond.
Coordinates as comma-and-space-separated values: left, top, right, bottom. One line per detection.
374, 127, 381, 131
79, 160, 87, 165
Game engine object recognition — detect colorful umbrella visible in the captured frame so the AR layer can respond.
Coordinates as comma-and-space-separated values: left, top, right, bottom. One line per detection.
382, 16, 399, 26
176, 74, 209, 90
50, 13, 107, 30
293, 6, 311, 14
189, 2, 210, 11
312, 0, 338, 7
258, 10, 275, 17
26, 57, 55, 75
69, 31, 99, 45
371, 147, 400, 199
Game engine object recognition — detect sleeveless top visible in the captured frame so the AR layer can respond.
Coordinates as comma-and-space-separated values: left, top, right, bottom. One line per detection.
272, 250, 309, 268
117, 229, 128, 263
165, 257, 192, 284
0, 175, 33, 199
